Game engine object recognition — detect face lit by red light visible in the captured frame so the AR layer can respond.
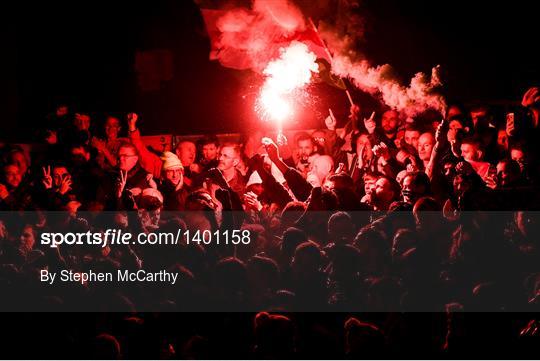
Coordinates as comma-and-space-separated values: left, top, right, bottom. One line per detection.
497, 129, 508, 150
105, 116, 121, 140
373, 178, 395, 206
52, 166, 70, 188
218, 146, 239, 172
404, 130, 420, 149
381, 110, 399, 134
447, 105, 463, 120
165, 167, 183, 187
447, 120, 464, 142
363, 175, 377, 196
9, 151, 28, 175
510, 148, 525, 170
470, 108, 488, 126
460, 143, 480, 162
4, 164, 22, 189
356, 134, 373, 161
453, 174, 470, 196
56, 105, 68, 117
297, 138, 316, 159
202, 143, 219, 162
19, 225, 35, 254
118, 145, 139, 172
74, 113, 91, 131
176, 141, 196, 167
496, 161, 517, 187
417, 133, 434, 162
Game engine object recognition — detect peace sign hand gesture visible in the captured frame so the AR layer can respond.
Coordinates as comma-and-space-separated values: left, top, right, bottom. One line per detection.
42, 166, 53, 189
117, 170, 128, 198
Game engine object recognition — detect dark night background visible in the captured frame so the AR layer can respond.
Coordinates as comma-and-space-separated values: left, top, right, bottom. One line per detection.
0, 0, 538, 142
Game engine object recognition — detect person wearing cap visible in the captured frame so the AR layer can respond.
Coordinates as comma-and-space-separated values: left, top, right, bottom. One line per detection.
158, 151, 189, 211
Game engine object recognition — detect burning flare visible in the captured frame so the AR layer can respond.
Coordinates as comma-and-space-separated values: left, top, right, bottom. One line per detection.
257, 41, 319, 127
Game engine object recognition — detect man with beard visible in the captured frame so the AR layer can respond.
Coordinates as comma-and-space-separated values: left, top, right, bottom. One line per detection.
295, 132, 320, 176
373, 110, 401, 149
403, 125, 421, 149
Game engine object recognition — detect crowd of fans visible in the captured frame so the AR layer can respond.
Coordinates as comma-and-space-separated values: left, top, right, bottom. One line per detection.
1, 87, 540, 355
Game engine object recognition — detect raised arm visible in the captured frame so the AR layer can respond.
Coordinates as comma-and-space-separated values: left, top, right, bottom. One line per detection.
263, 138, 312, 202
127, 113, 163, 179
427, 118, 449, 180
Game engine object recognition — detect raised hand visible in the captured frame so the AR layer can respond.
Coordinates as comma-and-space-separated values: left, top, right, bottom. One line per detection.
485, 172, 498, 190
244, 191, 263, 211
521, 87, 540, 108
0, 184, 9, 200
42, 166, 53, 189
116, 170, 128, 198
325, 109, 337, 131
127, 112, 138, 131
435, 118, 449, 144
45, 130, 57, 145
146, 174, 158, 189
364, 111, 376, 134
455, 161, 474, 176
357, 145, 365, 169
450, 139, 461, 159
262, 137, 279, 162
372, 142, 390, 161
506, 113, 516, 137
58, 175, 72, 195
276, 132, 288, 146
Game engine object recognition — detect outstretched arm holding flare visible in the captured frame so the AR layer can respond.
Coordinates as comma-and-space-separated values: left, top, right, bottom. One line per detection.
263, 137, 313, 202
426, 118, 449, 180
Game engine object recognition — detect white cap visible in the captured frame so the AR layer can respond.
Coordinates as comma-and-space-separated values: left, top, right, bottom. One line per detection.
161, 151, 183, 170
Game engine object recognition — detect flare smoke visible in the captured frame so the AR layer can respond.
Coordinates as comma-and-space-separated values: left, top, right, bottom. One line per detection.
201, 0, 447, 117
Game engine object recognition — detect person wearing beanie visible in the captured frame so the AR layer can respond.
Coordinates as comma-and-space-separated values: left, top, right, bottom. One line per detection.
159, 151, 189, 211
